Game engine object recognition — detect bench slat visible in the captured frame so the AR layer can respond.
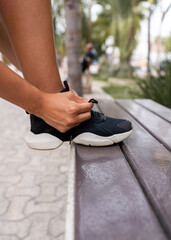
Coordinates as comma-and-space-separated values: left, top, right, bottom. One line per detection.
98, 99, 171, 238
135, 99, 171, 123
115, 99, 171, 151
75, 145, 167, 240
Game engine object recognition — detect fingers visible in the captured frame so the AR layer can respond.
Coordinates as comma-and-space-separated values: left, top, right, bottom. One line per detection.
75, 111, 91, 123
42, 91, 93, 133
71, 93, 89, 104
66, 92, 93, 113
66, 90, 90, 104
76, 102, 93, 113
72, 94, 89, 103
45, 111, 91, 133
58, 112, 91, 132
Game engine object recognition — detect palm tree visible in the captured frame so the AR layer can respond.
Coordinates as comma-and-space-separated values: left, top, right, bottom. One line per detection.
156, 1, 171, 68
146, 0, 159, 76
95, 0, 145, 77
147, 3, 153, 76
65, 0, 82, 95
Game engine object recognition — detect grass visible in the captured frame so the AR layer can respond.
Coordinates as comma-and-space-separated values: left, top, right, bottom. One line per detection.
103, 83, 141, 99
93, 75, 143, 99
93, 74, 108, 82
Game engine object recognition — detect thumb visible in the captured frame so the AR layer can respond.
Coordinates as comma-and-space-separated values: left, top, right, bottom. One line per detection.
72, 94, 89, 104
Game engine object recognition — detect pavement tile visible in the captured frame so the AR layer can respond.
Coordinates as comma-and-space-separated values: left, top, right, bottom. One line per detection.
36, 173, 67, 185
16, 171, 38, 188
35, 182, 60, 203
25, 213, 55, 240
0, 218, 31, 238
0, 99, 69, 239
48, 216, 65, 238
5, 186, 40, 198
0, 175, 21, 185
1, 196, 30, 221
0, 199, 10, 215
0, 236, 19, 240
24, 198, 64, 216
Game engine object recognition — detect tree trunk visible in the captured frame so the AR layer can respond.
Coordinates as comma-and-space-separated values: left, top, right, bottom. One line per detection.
156, 20, 162, 69
156, 3, 171, 68
147, 7, 152, 76
65, 0, 82, 95
87, 0, 93, 42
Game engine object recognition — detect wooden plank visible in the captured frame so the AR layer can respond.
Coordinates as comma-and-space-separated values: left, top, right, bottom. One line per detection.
116, 99, 171, 151
75, 144, 167, 240
98, 99, 171, 238
135, 99, 171, 123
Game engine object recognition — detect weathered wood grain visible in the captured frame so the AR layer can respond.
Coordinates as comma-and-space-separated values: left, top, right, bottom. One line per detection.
75, 144, 167, 240
116, 99, 171, 151
98, 99, 171, 238
135, 99, 171, 123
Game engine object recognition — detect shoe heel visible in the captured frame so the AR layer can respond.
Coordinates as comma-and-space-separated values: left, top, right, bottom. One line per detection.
25, 132, 63, 150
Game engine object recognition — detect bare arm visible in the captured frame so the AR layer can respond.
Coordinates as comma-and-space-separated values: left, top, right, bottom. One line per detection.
0, 61, 93, 132
0, 61, 42, 114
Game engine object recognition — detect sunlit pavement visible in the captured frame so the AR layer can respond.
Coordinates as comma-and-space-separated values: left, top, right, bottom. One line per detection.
0, 98, 69, 240
83, 79, 113, 100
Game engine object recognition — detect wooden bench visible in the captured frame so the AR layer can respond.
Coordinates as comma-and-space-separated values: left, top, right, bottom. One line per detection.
65, 99, 171, 240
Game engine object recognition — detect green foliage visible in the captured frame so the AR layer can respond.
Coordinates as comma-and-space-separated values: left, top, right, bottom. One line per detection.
102, 80, 143, 99
53, 0, 147, 73
96, 56, 116, 80
119, 7, 144, 61
162, 34, 171, 53
137, 61, 171, 108
53, 0, 65, 55
91, 4, 113, 55
81, 11, 89, 47
92, 0, 145, 77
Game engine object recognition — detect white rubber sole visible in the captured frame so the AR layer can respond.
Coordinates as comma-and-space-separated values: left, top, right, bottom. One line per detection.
73, 130, 132, 146
25, 132, 63, 150
25, 130, 132, 150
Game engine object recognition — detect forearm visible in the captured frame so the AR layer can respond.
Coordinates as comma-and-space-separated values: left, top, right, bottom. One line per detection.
0, 61, 93, 132
0, 61, 43, 115
0, 0, 63, 93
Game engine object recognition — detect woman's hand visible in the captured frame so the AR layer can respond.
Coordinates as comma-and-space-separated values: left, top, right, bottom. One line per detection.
0, 62, 92, 131
37, 91, 93, 133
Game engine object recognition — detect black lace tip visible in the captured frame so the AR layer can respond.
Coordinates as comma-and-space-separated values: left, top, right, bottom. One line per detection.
69, 135, 73, 145
88, 98, 98, 104
61, 80, 70, 92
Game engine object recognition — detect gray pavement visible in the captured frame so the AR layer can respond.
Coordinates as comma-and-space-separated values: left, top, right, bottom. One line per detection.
83, 79, 112, 100
0, 80, 111, 240
0, 99, 69, 240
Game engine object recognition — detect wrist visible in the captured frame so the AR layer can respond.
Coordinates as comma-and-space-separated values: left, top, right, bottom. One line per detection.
26, 88, 45, 118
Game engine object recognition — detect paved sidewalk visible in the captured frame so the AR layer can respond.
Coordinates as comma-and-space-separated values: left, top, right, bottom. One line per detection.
0, 80, 111, 240
83, 79, 113, 100
0, 99, 69, 240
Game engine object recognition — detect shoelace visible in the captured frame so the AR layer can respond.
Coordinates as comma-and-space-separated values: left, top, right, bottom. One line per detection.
91, 111, 106, 123
69, 135, 73, 145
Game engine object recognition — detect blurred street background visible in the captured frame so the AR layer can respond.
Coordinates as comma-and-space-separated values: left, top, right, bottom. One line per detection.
52, 0, 171, 107
1, 0, 171, 107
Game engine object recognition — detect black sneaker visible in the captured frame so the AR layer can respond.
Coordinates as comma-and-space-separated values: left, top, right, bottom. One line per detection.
25, 81, 133, 150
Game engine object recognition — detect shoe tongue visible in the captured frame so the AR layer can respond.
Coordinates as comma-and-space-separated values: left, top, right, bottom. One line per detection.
91, 110, 106, 123
61, 80, 70, 92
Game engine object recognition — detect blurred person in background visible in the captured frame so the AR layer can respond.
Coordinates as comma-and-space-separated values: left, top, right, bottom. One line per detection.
82, 43, 97, 73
